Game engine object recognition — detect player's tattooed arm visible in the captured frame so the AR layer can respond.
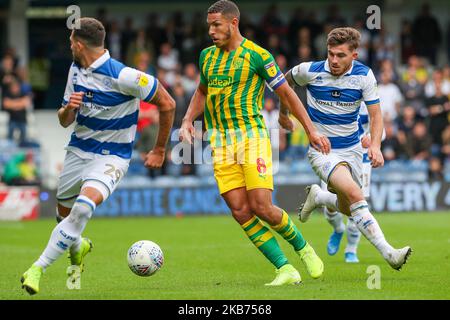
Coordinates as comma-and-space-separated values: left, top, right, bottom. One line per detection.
144, 83, 176, 169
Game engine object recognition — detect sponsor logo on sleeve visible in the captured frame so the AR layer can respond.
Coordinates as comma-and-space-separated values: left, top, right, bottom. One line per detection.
138, 74, 149, 87
264, 62, 278, 78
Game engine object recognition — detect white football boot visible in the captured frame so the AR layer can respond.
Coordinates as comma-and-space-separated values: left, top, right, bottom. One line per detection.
298, 184, 321, 223
385, 246, 413, 270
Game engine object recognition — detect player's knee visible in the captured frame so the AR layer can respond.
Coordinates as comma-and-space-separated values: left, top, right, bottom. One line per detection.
249, 199, 270, 216
230, 203, 252, 224
249, 199, 279, 224
347, 187, 364, 204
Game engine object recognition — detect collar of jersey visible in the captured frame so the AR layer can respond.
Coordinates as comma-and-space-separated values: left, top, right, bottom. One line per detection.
324, 59, 354, 77
77, 50, 110, 74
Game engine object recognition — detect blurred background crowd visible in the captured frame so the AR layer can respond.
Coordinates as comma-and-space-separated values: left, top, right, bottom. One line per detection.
0, 1, 449, 187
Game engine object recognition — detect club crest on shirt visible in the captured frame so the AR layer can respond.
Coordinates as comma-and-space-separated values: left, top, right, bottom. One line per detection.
102, 77, 113, 89
349, 77, 359, 87
233, 57, 244, 69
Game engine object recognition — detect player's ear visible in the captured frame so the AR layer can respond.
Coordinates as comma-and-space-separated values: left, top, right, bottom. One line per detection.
231, 17, 239, 29
352, 50, 358, 60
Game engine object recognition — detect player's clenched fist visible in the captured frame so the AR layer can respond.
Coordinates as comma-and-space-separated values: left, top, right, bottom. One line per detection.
144, 147, 165, 169
66, 92, 84, 110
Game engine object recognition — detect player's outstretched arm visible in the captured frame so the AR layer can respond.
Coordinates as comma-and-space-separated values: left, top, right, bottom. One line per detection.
367, 103, 384, 168
58, 92, 84, 128
180, 83, 207, 145
277, 70, 296, 130
144, 83, 176, 169
275, 82, 330, 154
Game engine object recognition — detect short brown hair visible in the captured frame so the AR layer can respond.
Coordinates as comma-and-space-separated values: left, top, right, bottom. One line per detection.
327, 27, 361, 51
73, 17, 105, 48
207, 0, 240, 20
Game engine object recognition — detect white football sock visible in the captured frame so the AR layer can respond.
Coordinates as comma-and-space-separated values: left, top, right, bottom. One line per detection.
323, 207, 345, 233
34, 196, 95, 270
345, 217, 361, 254
350, 200, 394, 259
315, 189, 338, 211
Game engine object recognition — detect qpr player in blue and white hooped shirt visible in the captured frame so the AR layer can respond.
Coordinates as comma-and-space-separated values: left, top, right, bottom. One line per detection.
288, 58, 380, 187
21, 18, 175, 296
281, 28, 411, 271
56, 50, 159, 207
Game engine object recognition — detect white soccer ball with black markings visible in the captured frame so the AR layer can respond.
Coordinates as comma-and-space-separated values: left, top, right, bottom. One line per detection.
127, 240, 164, 277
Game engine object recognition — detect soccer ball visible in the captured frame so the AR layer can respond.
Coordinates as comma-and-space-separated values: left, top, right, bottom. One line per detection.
127, 240, 164, 277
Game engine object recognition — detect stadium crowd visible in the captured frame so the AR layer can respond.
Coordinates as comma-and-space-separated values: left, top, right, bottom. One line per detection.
0, 3, 449, 184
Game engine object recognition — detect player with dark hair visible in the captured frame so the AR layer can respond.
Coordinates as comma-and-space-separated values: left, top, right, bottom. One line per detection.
180, 0, 330, 286
21, 17, 176, 295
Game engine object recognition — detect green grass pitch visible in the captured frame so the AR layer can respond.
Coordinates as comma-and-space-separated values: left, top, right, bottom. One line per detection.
1, 212, 449, 300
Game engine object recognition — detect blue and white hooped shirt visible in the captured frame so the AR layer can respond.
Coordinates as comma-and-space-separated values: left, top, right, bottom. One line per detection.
62, 50, 158, 160
291, 59, 380, 149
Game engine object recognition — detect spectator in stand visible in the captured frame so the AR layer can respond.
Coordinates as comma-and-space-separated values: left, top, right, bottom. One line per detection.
145, 13, 167, 58
378, 70, 403, 122
261, 97, 285, 159
106, 20, 122, 60
425, 74, 450, 157
290, 44, 313, 67
353, 17, 371, 65
180, 63, 199, 97
400, 19, 415, 65
172, 82, 190, 130
397, 105, 418, 149
3, 151, 39, 186
2, 78, 31, 145
325, 4, 346, 27
0, 54, 17, 94
287, 7, 307, 45
126, 28, 155, 68
314, 23, 334, 61
29, 47, 50, 109
378, 59, 399, 84
372, 24, 396, 67
260, 4, 285, 37
425, 69, 450, 98
293, 27, 316, 60
120, 17, 137, 61
135, 104, 165, 179
381, 120, 405, 161
405, 121, 432, 160
157, 42, 180, 87
135, 51, 157, 77
428, 157, 444, 180
412, 3, 442, 66
265, 34, 289, 60
275, 54, 288, 74
441, 125, 450, 161
400, 55, 428, 118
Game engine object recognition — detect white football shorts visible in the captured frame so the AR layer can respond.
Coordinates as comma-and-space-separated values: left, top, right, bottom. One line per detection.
56, 150, 129, 208
308, 143, 363, 193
